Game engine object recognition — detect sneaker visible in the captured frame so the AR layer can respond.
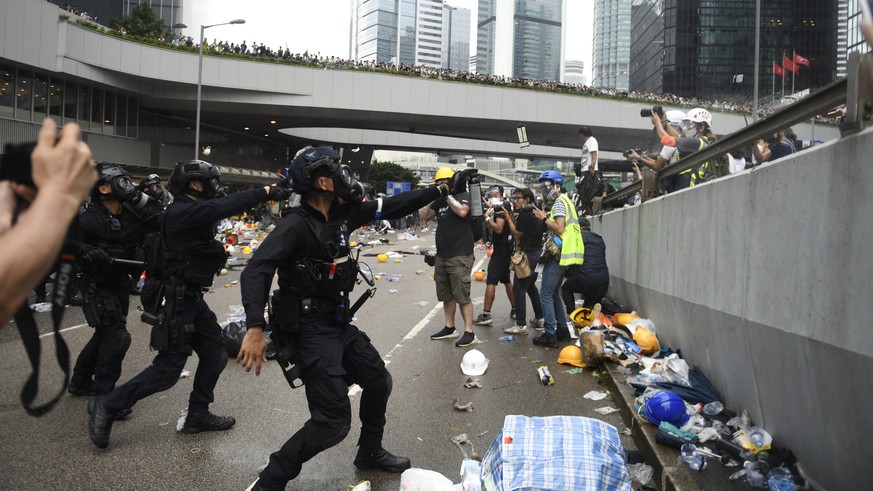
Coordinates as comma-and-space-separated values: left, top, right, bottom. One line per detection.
430, 326, 459, 340
181, 411, 236, 434
455, 331, 476, 347
532, 332, 558, 348
503, 325, 528, 335
473, 313, 493, 326
354, 447, 412, 473
510, 308, 517, 320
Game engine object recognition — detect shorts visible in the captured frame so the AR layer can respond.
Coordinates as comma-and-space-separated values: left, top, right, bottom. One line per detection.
434, 254, 474, 305
486, 253, 511, 285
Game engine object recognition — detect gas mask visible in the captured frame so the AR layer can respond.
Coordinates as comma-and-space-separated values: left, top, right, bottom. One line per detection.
539, 182, 560, 203
332, 162, 364, 204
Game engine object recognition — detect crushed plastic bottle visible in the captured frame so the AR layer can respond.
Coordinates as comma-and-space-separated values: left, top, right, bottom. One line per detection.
498, 335, 515, 342
703, 401, 724, 416
680, 444, 707, 471
743, 460, 768, 488
388, 289, 398, 294
749, 427, 766, 448
767, 467, 796, 491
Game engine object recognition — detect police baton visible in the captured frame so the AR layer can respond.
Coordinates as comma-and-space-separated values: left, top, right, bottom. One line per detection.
111, 258, 145, 267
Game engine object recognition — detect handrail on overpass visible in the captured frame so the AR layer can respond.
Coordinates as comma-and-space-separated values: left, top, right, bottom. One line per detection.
600, 52, 873, 209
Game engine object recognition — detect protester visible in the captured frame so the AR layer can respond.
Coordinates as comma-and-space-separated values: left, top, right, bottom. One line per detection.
574, 127, 605, 215
0, 119, 96, 325
420, 167, 478, 347
561, 218, 609, 316
474, 186, 516, 325
753, 128, 796, 164
501, 187, 545, 334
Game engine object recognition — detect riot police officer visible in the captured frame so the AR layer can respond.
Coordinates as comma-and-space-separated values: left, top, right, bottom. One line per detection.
70, 164, 162, 398
236, 147, 474, 490
87, 160, 290, 449
138, 173, 169, 207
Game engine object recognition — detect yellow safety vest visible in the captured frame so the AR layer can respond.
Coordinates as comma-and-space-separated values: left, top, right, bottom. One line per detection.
550, 194, 585, 266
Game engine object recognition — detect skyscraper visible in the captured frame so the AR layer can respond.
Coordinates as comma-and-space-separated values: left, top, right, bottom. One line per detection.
629, 0, 838, 102
476, 0, 565, 81
838, 0, 871, 78
593, 0, 631, 91
443, 4, 472, 72
350, 0, 398, 63
564, 60, 586, 85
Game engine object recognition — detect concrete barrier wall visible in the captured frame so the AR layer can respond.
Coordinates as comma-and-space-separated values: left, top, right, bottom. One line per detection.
594, 126, 873, 490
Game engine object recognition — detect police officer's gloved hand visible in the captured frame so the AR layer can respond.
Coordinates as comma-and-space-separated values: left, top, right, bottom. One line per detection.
83, 247, 113, 267
451, 169, 478, 195
435, 182, 450, 197
267, 184, 291, 201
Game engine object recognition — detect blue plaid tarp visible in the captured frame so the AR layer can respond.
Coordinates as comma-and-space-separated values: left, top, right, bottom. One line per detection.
481, 415, 632, 491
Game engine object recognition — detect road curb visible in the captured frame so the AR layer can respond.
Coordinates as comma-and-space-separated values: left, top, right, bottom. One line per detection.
603, 363, 700, 491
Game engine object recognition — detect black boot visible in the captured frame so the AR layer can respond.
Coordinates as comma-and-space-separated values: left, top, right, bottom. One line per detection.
88, 396, 114, 449
532, 332, 558, 348
68, 380, 96, 397
353, 447, 411, 473
181, 411, 236, 434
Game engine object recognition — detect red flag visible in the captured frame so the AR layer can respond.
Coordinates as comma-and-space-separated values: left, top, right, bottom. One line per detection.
783, 56, 798, 73
774, 63, 785, 77
793, 52, 810, 67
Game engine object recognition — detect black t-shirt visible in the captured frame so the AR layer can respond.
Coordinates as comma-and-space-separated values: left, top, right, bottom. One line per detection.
431, 192, 473, 258
491, 215, 512, 257
515, 210, 544, 253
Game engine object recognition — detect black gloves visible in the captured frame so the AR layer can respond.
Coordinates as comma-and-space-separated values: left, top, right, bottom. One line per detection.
451, 169, 478, 195
83, 247, 112, 267
267, 183, 292, 201
435, 183, 450, 197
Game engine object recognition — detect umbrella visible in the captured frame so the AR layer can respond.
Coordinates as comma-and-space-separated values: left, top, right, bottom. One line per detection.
654, 366, 721, 404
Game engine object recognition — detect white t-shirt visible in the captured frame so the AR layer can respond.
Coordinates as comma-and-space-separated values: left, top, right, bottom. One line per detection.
729, 154, 746, 174
659, 145, 678, 164
581, 137, 599, 171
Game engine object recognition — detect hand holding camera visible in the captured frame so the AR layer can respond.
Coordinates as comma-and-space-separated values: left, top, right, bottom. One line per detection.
30, 120, 96, 205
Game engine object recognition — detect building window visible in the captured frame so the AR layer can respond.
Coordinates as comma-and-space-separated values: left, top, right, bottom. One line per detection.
0, 65, 13, 119
15, 69, 32, 121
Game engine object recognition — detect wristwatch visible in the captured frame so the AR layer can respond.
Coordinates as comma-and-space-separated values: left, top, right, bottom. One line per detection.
542, 216, 548, 223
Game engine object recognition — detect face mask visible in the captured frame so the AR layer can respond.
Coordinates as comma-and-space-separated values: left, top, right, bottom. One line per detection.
333, 163, 364, 203
109, 175, 137, 201
539, 182, 559, 203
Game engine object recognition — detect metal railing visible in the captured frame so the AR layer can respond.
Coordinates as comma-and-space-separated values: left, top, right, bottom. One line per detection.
600, 52, 872, 208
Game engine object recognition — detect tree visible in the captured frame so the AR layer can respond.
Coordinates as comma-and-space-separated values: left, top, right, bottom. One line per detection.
110, 4, 169, 39
366, 161, 420, 195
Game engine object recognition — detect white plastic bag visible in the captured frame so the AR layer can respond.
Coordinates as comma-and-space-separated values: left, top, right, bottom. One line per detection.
399, 468, 455, 491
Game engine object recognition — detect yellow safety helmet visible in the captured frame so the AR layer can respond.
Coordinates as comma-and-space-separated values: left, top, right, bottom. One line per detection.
434, 167, 455, 182
377, 253, 389, 263
570, 307, 597, 329
557, 345, 586, 367
633, 327, 660, 355
350, 241, 358, 248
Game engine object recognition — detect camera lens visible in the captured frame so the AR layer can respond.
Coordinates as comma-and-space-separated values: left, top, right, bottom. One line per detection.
640, 109, 652, 118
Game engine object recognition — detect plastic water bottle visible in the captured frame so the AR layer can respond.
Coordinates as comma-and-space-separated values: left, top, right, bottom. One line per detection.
136, 271, 146, 291
703, 401, 724, 416
499, 335, 515, 342
767, 468, 796, 491
749, 427, 765, 448
680, 444, 707, 471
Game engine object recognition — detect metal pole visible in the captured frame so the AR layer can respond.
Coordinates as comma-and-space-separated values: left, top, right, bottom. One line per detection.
753, 0, 761, 120
395, 0, 400, 68
195, 24, 204, 160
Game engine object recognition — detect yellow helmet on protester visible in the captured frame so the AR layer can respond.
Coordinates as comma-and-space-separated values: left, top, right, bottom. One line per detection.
633, 327, 660, 355
557, 345, 586, 367
570, 307, 597, 329
433, 167, 455, 182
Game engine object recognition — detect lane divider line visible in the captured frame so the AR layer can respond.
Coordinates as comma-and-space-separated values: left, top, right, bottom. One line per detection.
39, 323, 88, 339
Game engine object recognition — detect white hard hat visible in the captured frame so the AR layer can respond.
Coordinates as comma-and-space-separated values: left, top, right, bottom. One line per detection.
460, 349, 489, 376
684, 108, 713, 126
665, 110, 686, 125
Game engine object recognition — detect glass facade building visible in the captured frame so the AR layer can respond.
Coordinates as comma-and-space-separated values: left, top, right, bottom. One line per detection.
443, 5, 472, 71
351, 0, 399, 63
839, 0, 871, 78
351, 0, 448, 67
593, 0, 631, 91
477, 0, 564, 81
124, 0, 184, 30
629, 0, 838, 102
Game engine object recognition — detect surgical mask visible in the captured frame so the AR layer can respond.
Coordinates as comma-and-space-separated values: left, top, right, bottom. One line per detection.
489, 197, 503, 207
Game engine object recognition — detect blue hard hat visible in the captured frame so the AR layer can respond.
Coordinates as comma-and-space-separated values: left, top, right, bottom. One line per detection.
644, 391, 690, 427
538, 170, 563, 186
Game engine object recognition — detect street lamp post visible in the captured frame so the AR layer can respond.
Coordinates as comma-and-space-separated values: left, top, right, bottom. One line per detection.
195, 18, 245, 160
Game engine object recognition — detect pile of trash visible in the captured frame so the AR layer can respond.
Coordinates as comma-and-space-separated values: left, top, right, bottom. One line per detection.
572, 302, 805, 490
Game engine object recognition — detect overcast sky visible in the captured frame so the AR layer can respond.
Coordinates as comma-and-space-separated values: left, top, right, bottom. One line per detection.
183, 0, 594, 81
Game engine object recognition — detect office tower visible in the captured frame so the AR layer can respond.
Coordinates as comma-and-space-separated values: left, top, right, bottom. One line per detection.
443, 4, 472, 71
351, 0, 446, 67
476, 0, 564, 81
839, 0, 871, 78
629, 0, 838, 102
564, 60, 586, 85
593, 0, 631, 91
124, 0, 184, 29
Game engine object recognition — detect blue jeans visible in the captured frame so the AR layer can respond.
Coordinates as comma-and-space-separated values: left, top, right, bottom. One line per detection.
540, 259, 567, 336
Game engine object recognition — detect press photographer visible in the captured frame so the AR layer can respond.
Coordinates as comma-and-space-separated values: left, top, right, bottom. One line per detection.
473, 186, 516, 326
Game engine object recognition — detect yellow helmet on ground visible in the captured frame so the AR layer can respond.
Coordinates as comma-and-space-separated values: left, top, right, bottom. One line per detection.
633, 327, 660, 355
377, 253, 389, 263
570, 307, 596, 329
434, 167, 455, 182
557, 345, 586, 367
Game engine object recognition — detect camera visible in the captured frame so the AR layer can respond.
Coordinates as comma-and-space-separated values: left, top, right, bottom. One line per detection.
640, 106, 664, 118
623, 148, 644, 158
0, 141, 37, 187
518, 204, 534, 212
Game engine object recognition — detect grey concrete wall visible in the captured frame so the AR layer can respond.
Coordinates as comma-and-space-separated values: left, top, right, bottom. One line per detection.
593, 126, 873, 490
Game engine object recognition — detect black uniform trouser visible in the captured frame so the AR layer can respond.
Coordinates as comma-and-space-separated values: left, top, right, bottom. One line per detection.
561, 273, 609, 315
72, 286, 131, 395
259, 318, 392, 488
102, 292, 227, 415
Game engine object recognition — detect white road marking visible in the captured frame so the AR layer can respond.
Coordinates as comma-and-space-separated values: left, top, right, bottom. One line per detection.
38, 323, 88, 338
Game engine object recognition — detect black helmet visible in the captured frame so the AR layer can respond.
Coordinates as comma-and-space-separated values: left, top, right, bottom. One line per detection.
168, 160, 223, 199
289, 146, 365, 203
139, 173, 165, 201
93, 163, 136, 202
